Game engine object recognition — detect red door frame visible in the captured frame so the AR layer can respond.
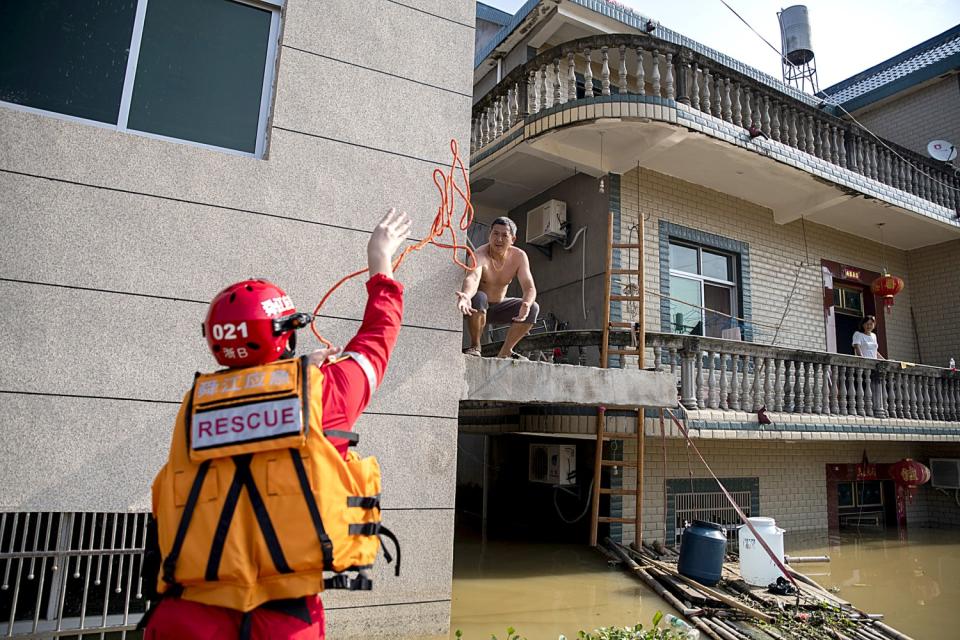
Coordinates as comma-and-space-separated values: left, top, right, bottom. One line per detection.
821, 260, 888, 356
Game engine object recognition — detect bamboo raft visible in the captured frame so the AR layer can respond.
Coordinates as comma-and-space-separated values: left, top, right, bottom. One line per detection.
602, 538, 914, 640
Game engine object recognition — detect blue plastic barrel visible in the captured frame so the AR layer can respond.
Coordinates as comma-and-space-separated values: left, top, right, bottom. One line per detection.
677, 520, 727, 586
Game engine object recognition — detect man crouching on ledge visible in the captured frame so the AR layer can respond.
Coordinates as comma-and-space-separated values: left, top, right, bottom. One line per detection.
457, 216, 538, 359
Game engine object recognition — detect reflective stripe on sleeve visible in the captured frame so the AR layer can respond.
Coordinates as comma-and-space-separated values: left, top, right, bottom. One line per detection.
341, 350, 378, 402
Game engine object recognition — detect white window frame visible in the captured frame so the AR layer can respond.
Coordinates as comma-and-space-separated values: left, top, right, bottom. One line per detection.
0, 0, 283, 159
668, 241, 739, 337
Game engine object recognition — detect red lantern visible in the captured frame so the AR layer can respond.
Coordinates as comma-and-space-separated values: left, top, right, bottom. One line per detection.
889, 458, 931, 489
871, 272, 905, 313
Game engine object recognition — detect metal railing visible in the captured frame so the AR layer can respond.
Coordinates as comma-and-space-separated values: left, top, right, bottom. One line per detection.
472, 33, 960, 213
0, 512, 150, 638
673, 490, 752, 547
647, 332, 960, 422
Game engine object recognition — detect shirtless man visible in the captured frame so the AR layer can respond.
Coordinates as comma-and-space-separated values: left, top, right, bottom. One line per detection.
457, 217, 538, 359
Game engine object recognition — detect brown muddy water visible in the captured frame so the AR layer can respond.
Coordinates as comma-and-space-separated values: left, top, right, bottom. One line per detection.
443, 528, 960, 640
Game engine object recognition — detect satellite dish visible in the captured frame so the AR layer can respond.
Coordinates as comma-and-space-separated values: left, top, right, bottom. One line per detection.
927, 140, 957, 162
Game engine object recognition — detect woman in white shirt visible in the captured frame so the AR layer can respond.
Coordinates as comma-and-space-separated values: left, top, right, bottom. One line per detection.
852, 315, 884, 359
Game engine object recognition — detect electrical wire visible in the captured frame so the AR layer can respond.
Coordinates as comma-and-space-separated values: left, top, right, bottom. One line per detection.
563, 226, 589, 320
553, 477, 595, 524
716, 0, 960, 195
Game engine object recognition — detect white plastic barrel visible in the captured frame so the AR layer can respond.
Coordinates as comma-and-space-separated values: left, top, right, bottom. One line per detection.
738, 517, 786, 586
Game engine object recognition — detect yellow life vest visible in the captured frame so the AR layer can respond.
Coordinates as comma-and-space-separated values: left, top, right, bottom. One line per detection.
152, 356, 398, 612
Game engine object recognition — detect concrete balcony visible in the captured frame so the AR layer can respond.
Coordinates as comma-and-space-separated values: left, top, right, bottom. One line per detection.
461, 331, 960, 443
470, 34, 960, 249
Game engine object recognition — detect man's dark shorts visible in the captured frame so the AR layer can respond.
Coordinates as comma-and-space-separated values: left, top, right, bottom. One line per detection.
471, 291, 539, 324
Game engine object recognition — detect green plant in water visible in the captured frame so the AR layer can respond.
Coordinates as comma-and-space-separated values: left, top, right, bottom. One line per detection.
461, 612, 692, 640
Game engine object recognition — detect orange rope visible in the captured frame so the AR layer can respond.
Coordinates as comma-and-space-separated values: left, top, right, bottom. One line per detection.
311, 139, 477, 347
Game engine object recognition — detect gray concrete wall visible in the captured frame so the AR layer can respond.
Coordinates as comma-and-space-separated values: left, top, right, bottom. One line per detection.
507, 173, 610, 333
0, 1, 474, 637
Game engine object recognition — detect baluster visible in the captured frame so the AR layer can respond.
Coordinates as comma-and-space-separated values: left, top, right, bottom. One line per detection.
774, 358, 784, 412
635, 48, 645, 96
540, 64, 550, 109
665, 53, 675, 100
806, 115, 816, 156
884, 371, 896, 418
708, 351, 719, 409
820, 124, 836, 164
770, 101, 781, 142
601, 46, 611, 96
678, 56, 691, 105
494, 97, 503, 138
814, 121, 823, 159
781, 360, 791, 412
696, 350, 705, 409
480, 109, 489, 146
719, 352, 729, 410
653, 345, 663, 371
528, 69, 538, 114
874, 369, 888, 418
813, 363, 823, 414
470, 117, 478, 151
701, 68, 712, 115
752, 355, 762, 411
793, 360, 804, 413
690, 63, 700, 110
553, 58, 563, 105
788, 108, 798, 149
712, 75, 723, 118
741, 354, 751, 411
896, 372, 906, 418
933, 377, 944, 421
837, 127, 847, 168
730, 354, 741, 410
618, 45, 627, 94
870, 142, 879, 180
650, 50, 661, 98
803, 362, 814, 413
847, 366, 858, 415
838, 366, 848, 416
854, 368, 865, 416
583, 48, 594, 98
829, 126, 839, 164
761, 95, 771, 137
820, 362, 830, 415
511, 84, 520, 126
909, 375, 920, 419
764, 357, 775, 409
865, 368, 874, 416
890, 154, 901, 190
722, 78, 732, 122
856, 137, 866, 176
886, 150, 895, 185
567, 53, 577, 102
923, 377, 933, 420
752, 93, 762, 135
731, 83, 742, 127
916, 376, 927, 419
830, 365, 840, 414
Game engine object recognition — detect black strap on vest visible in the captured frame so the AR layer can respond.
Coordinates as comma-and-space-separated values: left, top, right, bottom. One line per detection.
300, 356, 311, 436
288, 449, 335, 569
324, 573, 373, 591
324, 429, 360, 445
379, 525, 402, 577
162, 459, 212, 587
348, 522, 381, 536
205, 454, 293, 581
346, 495, 380, 509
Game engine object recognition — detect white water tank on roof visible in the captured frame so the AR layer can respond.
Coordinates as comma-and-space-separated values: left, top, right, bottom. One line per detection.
779, 5, 814, 66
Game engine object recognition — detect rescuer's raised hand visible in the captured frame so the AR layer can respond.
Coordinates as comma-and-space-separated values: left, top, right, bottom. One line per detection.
368, 207, 412, 279
308, 346, 343, 369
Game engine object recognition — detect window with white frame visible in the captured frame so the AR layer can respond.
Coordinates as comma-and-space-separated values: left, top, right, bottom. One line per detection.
668, 241, 738, 338
0, 0, 282, 157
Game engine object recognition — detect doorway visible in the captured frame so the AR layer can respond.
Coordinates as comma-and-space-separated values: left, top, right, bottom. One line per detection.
834, 284, 866, 356
821, 261, 888, 356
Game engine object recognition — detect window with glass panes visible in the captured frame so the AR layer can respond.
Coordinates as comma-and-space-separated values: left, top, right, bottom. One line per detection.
668, 241, 738, 337
0, 0, 281, 157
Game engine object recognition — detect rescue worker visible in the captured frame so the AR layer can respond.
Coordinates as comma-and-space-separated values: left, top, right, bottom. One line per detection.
142, 208, 412, 639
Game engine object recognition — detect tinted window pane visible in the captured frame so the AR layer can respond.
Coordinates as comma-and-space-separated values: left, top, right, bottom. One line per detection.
669, 243, 698, 275
0, 0, 137, 123
669, 275, 702, 335
127, 0, 272, 153
702, 250, 732, 281
704, 283, 733, 338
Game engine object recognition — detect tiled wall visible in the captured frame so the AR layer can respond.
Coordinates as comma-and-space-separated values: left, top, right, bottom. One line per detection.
617, 166, 920, 361
906, 239, 960, 369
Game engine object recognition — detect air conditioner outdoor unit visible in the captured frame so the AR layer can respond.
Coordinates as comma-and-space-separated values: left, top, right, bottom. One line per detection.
525, 199, 567, 246
930, 458, 960, 489
529, 444, 576, 486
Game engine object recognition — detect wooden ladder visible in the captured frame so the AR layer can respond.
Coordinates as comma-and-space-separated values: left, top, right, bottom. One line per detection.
589, 406, 645, 547
600, 211, 645, 369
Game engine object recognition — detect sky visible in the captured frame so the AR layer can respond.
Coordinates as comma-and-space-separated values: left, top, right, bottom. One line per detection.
479, 0, 960, 90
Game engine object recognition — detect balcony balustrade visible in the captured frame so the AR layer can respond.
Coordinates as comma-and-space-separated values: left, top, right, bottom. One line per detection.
472, 33, 960, 213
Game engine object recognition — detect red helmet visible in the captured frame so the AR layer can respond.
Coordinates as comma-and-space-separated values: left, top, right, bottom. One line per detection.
203, 279, 311, 368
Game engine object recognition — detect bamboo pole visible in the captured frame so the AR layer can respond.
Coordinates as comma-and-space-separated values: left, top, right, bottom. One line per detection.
601, 212, 613, 368
785, 555, 831, 564
619, 543, 775, 623
635, 408, 644, 549
699, 616, 742, 640
636, 165, 645, 370
589, 408, 606, 547
603, 538, 700, 617
689, 616, 724, 640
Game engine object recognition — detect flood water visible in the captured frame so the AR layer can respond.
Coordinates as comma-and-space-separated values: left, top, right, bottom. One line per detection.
444, 528, 960, 640
446, 536, 677, 640
787, 527, 960, 639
